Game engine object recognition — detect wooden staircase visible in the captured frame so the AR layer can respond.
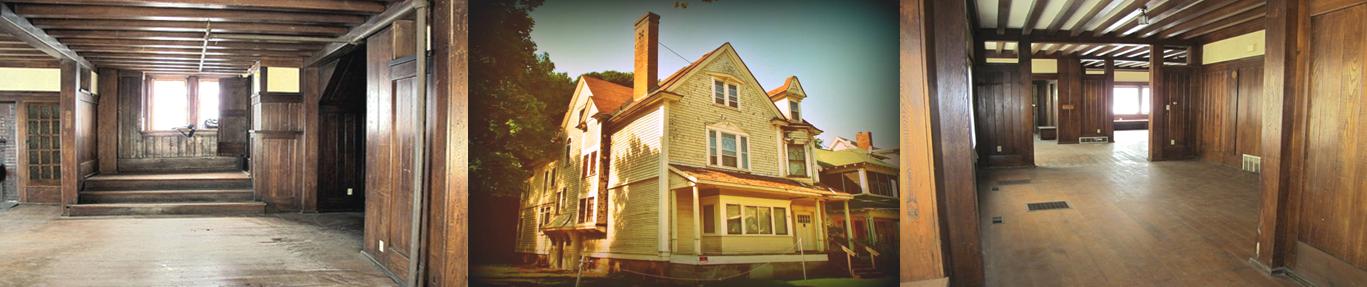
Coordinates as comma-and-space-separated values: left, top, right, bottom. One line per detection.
69, 171, 263, 216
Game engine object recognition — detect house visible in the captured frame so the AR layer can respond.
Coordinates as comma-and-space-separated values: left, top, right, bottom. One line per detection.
514, 12, 852, 279
814, 132, 899, 276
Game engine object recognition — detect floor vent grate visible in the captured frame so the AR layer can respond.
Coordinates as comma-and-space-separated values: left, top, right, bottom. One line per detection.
1242, 154, 1262, 173
1079, 136, 1109, 144
1027, 201, 1070, 211
998, 179, 1032, 185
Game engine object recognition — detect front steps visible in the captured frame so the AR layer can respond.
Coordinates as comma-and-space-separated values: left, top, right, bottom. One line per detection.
70, 171, 263, 216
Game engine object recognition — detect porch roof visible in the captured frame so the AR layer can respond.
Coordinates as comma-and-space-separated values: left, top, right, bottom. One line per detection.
669, 164, 852, 200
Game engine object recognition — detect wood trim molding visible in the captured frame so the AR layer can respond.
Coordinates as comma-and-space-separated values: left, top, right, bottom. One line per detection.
254, 92, 304, 103
249, 130, 302, 139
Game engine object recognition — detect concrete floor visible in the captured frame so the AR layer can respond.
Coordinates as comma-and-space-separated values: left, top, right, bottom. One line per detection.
979, 130, 1299, 286
0, 205, 396, 286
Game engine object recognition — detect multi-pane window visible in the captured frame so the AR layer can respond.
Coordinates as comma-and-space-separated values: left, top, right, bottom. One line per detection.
724, 203, 789, 235
787, 144, 807, 177
708, 129, 749, 169
580, 151, 597, 178
1112, 84, 1152, 115
578, 197, 593, 223
789, 101, 800, 121
712, 79, 738, 108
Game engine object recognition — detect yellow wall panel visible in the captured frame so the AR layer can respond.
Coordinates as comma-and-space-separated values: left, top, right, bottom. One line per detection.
0, 68, 61, 92
1203, 30, 1265, 64
266, 67, 301, 93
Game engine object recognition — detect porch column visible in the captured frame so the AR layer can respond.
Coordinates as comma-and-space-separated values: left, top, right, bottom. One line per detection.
858, 168, 869, 194
843, 200, 853, 248
816, 199, 827, 251
691, 184, 702, 255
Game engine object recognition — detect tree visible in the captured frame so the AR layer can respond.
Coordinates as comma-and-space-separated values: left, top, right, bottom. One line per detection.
470, 0, 575, 200
580, 71, 633, 87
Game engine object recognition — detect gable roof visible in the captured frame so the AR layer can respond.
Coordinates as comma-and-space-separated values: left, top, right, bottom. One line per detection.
767, 76, 798, 100
582, 76, 633, 114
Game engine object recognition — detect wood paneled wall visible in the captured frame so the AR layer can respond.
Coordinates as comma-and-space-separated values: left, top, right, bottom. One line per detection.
1056, 56, 1083, 143
1195, 56, 1264, 167
1080, 74, 1113, 140
973, 63, 1034, 167
364, 21, 419, 281
1157, 66, 1196, 159
114, 71, 220, 161
427, 0, 468, 284
250, 67, 306, 212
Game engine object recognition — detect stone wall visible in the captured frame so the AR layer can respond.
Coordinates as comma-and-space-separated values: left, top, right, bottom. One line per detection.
1, 103, 16, 201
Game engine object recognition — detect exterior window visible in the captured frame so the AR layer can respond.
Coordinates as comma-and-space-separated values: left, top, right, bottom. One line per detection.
578, 197, 594, 223
868, 172, 898, 197
563, 139, 571, 162
774, 207, 788, 235
1112, 84, 1152, 115
789, 101, 800, 121
709, 129, 749, 169
581, 151, 597, 178
755, 207, 772, 234
787, 144, 807, 176
726, 204, 742, 234
744, 206, 759, 234
149, 79, 189, 130
197, 79, 220, 128
712, 79, 739, 108
702, 205, 716, 234
555, 188, 564, 211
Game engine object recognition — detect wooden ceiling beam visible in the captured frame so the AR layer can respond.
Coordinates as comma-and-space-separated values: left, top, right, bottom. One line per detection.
84, 52, 259, 61
1134, 0, 1244, 38
1045, 0, 1086, 33
91, 58, 255, 66
13, 4, 366, 25
307, 0, 417, 65
29, 19, 348, 36
68, 46, 311, 57
47, 30, 338, 43
1117, 0, 1207, 37
1191, 16, 1265, 42
1162, 4, 1266, 38
997, 0, 1012, 35
1021, 0, 1049, 35
0, 4, 92, 68
60, 38, 322, 51
1, 0, 385, 14
978, 29, 1198, 45
1091, 0, 1153, 37
1070, 0, 1128, 36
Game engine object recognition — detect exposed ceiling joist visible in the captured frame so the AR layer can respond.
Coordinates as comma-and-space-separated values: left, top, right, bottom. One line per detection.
1, 0, 386, 14
29, 19, 348, 36
0, 4, 93, 68
14, 5, 366, 25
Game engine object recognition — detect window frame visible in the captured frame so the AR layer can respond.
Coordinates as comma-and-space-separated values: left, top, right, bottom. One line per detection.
787, 143, 808, 177
711, 77, 741, 109
143, 75, 225, 132
718, 202, 793, 237
789, 100, 800, 121
706, 127, 751, 171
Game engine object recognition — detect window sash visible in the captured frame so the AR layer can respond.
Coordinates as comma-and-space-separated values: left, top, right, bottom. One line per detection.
709, 130, 748, 169
726, 204, 742, 234
726, 84, 738, 108
702, 205, 716, 234
713, 80, 726, 105
789, 101, 800, 121
774, 207, 788, 235
712, 79, 739, 108
787, 144, 806, 176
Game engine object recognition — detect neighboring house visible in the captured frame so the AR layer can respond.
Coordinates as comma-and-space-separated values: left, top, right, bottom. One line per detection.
828, 131, 899, 167
514, 13, 852, 279
815, 132, 899, 276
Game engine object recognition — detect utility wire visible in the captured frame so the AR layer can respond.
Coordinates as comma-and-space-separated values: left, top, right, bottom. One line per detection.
659, 41, 690, 63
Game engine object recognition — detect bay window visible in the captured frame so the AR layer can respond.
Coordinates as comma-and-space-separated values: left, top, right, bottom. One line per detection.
722, 203, 790, 235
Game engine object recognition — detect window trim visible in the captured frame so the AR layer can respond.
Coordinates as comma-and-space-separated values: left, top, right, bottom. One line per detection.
717, 202, 793, 237
1111, 83, 1151, 116
789, 100, 801, 122
786, 143, 808, 177
706, 127, 751, 171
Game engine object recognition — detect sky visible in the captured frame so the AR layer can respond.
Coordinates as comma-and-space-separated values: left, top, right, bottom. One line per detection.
529, 0, 899, 149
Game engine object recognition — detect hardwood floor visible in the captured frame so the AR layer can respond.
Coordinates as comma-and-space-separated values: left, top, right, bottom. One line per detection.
980, 130, 1299, 286
0, 205, 395, 286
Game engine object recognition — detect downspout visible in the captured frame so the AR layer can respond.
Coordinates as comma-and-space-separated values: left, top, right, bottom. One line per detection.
407, 1, 430, 287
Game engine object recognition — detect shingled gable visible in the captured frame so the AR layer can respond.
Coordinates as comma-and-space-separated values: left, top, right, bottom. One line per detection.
610, 42, 790, 123
767, 76, 806, 101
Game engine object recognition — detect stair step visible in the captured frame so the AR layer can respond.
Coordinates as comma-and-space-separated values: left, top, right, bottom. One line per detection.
117, 157, 243, 173
68, 202, 265, 216
79, 190, 254, 204
84, 172, 251, 191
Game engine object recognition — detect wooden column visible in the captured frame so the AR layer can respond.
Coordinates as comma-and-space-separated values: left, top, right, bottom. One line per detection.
1254, 0, 1305, 271
301, 65, 320, 212
1103, 58, 1115, 143
59, 60, 80, 211
426, 0, 469, 285
900, 0, 979, 285
96, 68, 118, 174
1147, 44, 1166, 161
1019, 39, 1036, 164
691, 184, 701, 255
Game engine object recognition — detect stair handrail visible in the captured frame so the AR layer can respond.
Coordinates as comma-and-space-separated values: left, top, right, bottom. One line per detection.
837, 243, 856, 277
863, 244, 880, 270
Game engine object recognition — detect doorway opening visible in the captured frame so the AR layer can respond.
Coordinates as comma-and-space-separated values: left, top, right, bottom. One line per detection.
315, 48, 368, 212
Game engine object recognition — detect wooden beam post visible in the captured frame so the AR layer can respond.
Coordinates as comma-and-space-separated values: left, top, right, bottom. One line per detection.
424, 0, 469, 285
1254, 0, 1306, 272
96, 68, 118, 174
900, 0, 980, 285
1104, 58, 1115, 143
1147, 44, 1166, 161
1020, 38, 1036, 165
58, 60, 81, 213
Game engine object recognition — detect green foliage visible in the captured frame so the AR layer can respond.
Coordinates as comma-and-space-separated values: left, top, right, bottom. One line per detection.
580, 71, 634, 87
470, 0, 575, 198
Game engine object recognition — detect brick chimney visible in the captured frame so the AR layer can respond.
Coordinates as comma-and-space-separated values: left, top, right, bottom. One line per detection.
855, 131, 873, 151
633, 12, 659, 101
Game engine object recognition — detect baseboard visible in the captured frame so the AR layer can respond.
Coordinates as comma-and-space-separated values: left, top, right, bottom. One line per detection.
361, 250, 403, 286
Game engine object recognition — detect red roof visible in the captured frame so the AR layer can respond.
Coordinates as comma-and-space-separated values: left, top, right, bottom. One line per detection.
767, 76, 796, 100
582, 76, 633, 114
671, 164, 842, 197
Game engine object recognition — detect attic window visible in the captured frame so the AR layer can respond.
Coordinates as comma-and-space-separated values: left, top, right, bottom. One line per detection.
789, 101, 801, 121
713, 79, 738, 108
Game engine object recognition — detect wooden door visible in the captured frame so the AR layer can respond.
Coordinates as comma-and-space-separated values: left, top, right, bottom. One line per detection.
972, 64, 1033, 167
217, 77, 250, 158
18, 101, 61, 203
796, 211, 819, 251
1080, 75, 1109, 138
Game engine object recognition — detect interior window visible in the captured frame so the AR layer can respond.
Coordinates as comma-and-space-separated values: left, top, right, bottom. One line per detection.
197, 79, 220, 129
150, 79, 189, 130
